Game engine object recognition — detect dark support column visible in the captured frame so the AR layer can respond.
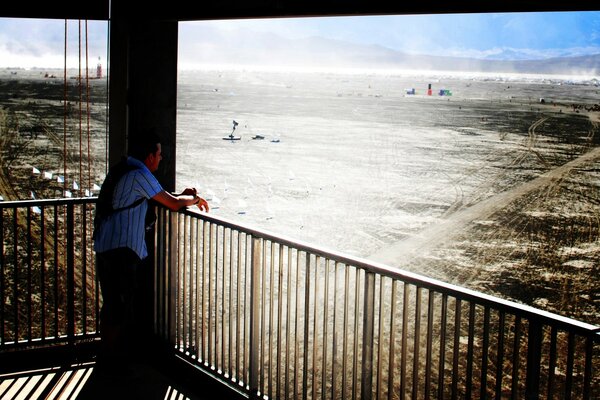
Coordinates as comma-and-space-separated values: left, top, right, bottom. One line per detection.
107, 17, 129, 169
127, 20, 179, 192
108, 15, 179, 355
108, 17, 178, 192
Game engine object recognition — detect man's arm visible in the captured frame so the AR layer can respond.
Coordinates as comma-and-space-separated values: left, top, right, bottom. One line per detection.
151, 190, 209, 212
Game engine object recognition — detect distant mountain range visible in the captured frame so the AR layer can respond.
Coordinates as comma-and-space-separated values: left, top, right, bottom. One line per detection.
180, 28, 600, 76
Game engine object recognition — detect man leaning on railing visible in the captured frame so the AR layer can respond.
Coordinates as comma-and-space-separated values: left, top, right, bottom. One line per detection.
92, 129, 209, 379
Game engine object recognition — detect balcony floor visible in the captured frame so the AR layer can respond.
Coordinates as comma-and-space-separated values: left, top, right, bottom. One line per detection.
0, 338, 248, 400
0, 359, 204, 400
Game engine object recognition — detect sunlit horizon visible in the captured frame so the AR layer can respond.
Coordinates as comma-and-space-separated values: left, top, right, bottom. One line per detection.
1, 11, 600, 71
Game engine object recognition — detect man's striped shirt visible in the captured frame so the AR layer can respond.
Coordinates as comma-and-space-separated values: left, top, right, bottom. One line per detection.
93, 157, 163, 260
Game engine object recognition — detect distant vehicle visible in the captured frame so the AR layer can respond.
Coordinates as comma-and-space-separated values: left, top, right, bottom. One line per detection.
252, 135, 265, 140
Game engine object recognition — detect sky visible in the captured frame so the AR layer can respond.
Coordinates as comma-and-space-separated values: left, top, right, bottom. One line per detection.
0, 12, 599, 69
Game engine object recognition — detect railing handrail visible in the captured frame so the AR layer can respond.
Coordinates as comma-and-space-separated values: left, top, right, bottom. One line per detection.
0, 197, 97, 208
179, 206, 600, 339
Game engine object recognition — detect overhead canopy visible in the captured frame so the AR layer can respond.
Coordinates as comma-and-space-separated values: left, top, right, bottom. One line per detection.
2, 1, 598, 21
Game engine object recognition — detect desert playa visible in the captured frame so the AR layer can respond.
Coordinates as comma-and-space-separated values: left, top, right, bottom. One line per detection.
1, 68, 599, 325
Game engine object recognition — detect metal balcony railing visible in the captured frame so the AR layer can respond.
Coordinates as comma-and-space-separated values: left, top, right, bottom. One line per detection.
0, 198, 598, 399
154, 205, 600, 400
0, 198, 99, 350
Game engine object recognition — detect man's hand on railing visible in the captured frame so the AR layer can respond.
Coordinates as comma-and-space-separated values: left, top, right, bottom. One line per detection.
195, 196, 210, 212
154, 187, 209, 212
176, 187, 209, 212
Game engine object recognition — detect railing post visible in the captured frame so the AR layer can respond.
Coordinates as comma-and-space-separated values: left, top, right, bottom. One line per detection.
525, 318, 543, 399
249, 236, 262, 398
361, 271, 375, 400
0, 209, 4, 347
66, 203, 75, 343
168, 210, 179, 345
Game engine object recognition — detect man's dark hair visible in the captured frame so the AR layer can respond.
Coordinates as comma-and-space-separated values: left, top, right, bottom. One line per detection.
128, 129, 162, 161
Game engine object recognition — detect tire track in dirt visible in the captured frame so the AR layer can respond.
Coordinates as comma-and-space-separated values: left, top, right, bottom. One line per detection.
370, 138, 600, 269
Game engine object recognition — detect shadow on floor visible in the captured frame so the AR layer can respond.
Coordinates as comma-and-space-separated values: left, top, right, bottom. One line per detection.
0, 361, 201, 400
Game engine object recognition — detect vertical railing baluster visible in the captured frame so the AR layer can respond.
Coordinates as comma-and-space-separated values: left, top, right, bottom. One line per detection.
285, 246, 293, 400
495, 311, 506, 400
243, 234, 250, 385
27, 207, 32, 341
53, 205, 59, 338
190, 216, 196, 356
13, 207, 19, 342
413, 286, 422, 400
479, 306, 490, 400
352, 268, 361, 400
229, 228, 234, 379
546, 326, 557, 400
82, 203, 88, 335
95, 203, 101, 335
168, 210, 178, 345
342, 264, 350, 400
223, 226, 227, 371
376, 276, 385, 399
322, 258, 330, 400
236, 231, 243, 382
40, 206, 46, 340
332, 261, 340, 400
195, 218, 202, 360
465, 302, 475, 399
582, 335, 593, 400
155, 206, 165, 337
66, 203, 75, 343
208, 222, 214, 366
182, 215, 188, 351
249, 236, 261, 398
424, 290, 434, 400
303, 252, 311, 400
202, 220, 208, 363
565, 331, 575, 400
511, 317, 522, 399
361, 270, 375, 400
525, 318, 543, 399
312, 255, 319, 400
153, 207, 160, 336
400, 283, 409, 397
451, 299, 461, 400
388, 279, 397, 400
295, 249, 302, 400
438, 294, 448, 399
277, 244, 284, 400
260, 240, 267, 395
0, 208, 4, 346
269, 242, 276, 399
182, 215, 189, 352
